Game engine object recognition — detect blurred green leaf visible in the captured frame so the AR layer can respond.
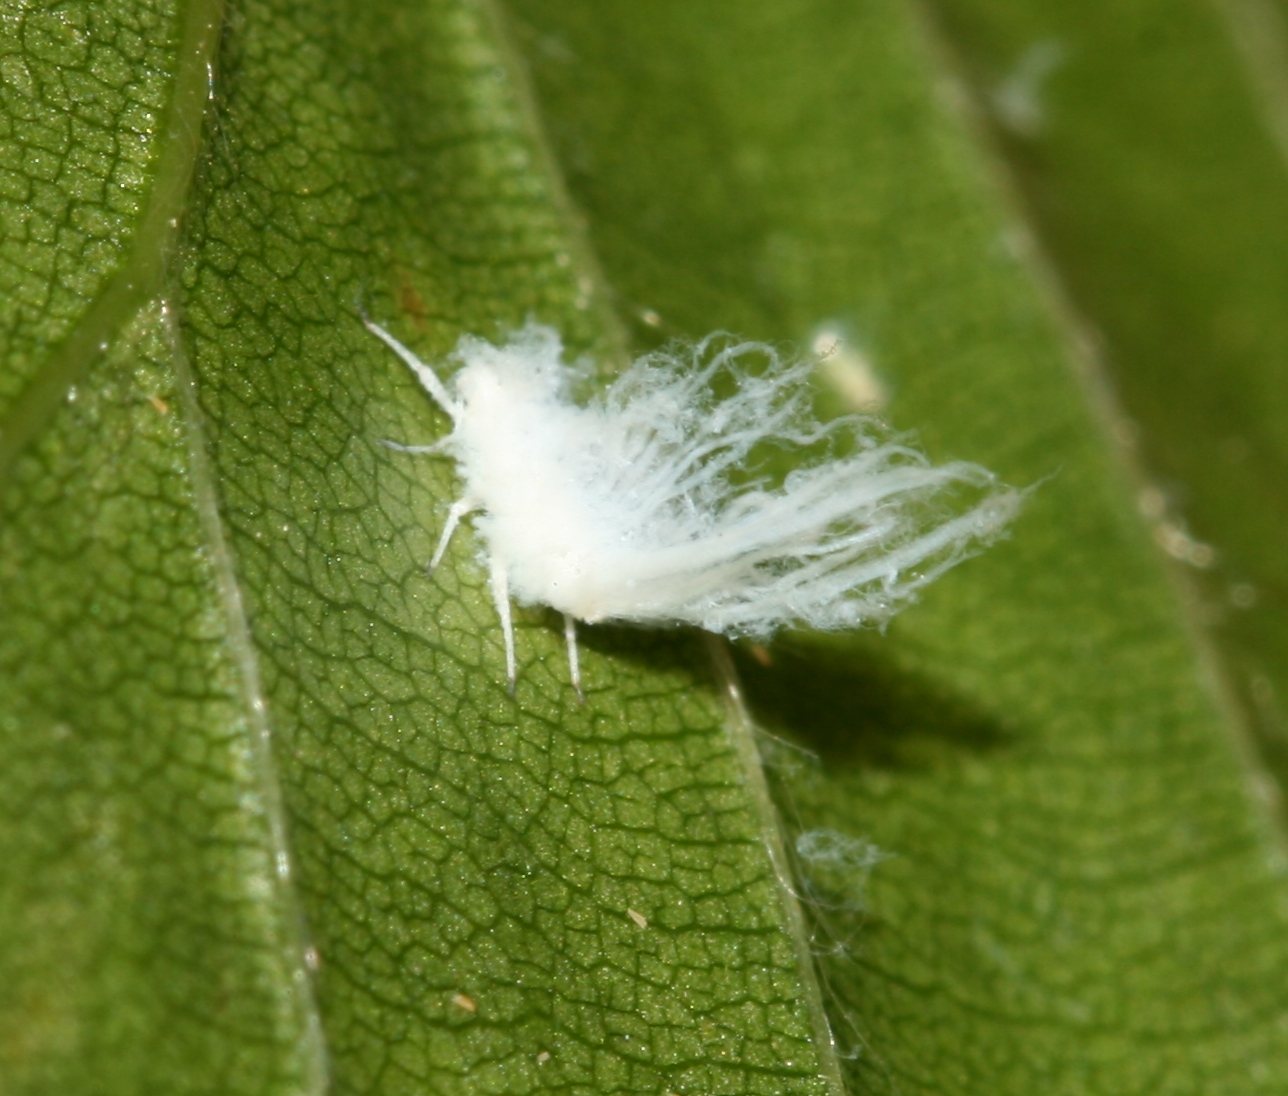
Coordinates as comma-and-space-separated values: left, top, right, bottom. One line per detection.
926, 0, 1288, 809
3, 0, 1288, 1093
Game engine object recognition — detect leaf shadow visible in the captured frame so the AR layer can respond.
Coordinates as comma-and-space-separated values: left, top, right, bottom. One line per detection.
559, 615, 714, 684
730, 636, 1014, 771
563, 615, 1012, 771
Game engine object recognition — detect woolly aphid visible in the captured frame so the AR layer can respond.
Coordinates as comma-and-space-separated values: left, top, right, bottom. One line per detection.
366, 317, 1020, 697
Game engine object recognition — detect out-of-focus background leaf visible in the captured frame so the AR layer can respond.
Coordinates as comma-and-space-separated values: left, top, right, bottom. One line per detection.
927, 0, 1288, 802
2, 0, 1287, 1094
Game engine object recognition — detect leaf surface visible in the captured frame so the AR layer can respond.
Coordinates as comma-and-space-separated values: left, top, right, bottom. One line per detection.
3, 0, 1288, 1093
3, 0, 842, 1092
927, 0, 1288, 806
506, 0, 1288, 1091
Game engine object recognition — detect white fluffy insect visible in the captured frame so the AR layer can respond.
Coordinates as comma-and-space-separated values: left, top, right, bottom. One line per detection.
366, 316, 1020, 697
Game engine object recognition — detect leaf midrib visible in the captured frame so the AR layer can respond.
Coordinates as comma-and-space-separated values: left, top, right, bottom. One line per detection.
0, 0, 227, 488
166, 297, 331, 1092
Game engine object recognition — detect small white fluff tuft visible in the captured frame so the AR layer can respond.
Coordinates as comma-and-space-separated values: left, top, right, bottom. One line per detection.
367, 317, 1021, 691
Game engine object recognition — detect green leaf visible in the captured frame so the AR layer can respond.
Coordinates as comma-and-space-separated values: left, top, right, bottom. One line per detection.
3, 2, 1288, 1096
507, 0, 1288, 1090
926, 0, 1288, 803
4, 0, 840, 1092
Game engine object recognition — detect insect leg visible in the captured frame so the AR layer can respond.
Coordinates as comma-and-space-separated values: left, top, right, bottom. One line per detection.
379, 438, 451, 455
563, 614, 585, 704
362, 316, 463, 422
429, 497, 479, 572
489, 556, 517, 693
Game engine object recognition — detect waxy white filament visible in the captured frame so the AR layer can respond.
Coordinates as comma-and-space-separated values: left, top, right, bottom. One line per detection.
367, 318, 1020, 697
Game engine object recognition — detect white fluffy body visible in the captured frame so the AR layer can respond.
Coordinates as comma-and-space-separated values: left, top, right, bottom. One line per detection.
367, 318, 1019, 693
